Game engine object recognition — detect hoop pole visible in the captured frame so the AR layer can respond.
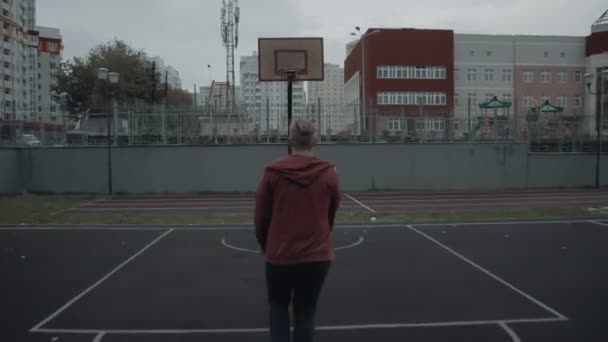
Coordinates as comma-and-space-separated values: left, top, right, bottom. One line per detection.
287, 78, 293, 155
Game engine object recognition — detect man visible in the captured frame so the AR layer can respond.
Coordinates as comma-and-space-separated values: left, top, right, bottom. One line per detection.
255, 119, 341, 342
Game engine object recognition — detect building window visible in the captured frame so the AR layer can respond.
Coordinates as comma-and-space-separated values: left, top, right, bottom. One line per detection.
523, 71, 534, 83
541, 72, 551, 83
486, 50, 492, 57
4, 75, 9, 81
50, 106, 57, 113
557, 96, 568, 108
575, 96, 583, 108
467, 69, 477, 82
485, 93, 494, 101
524, 96, 534, 107
541, 95, 551, 103
454, 93, 459, 106
454, 68, 459, 81
560, 52, 566, 58
469, 50, 475, 56
377, 92, 447, 106
503, 94, 512, 103
544, 51, 549, 57
484, 69, 495, 82
558, 72, 568, 83
387, 118, 401, 131
3, 49, 10, 56
502, 69, 512, 82
575, 71, 583, 83
376, 66, 446, 80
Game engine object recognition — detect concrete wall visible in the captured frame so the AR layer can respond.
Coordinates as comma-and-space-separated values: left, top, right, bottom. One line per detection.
7, 144, 606, 194
527, 153, 608, 188
0, 148, 20, 194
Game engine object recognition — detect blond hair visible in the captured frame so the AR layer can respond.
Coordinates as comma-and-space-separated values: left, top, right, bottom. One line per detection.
289, 119, 316, 150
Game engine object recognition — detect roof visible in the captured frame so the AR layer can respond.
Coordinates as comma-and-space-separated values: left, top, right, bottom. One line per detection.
479, 96, 512, 109
531, 100, 564, 113
592, 9, 608, 33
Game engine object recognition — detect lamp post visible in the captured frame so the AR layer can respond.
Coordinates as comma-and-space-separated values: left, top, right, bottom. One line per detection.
97, 67, 120, 195
584, 68, 608, 189
350, 27, 381, 138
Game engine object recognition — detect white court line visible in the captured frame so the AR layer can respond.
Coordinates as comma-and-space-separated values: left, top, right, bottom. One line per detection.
2, 219, 606, 231
92, 331, 106, 342
499, 322, 522, 342
589, 220, 608, 228
344, 194, 376, 213
221, 237, 365, 254
30, 229, 175, 333
406, 225, 568, 320
31, 317, 566, 335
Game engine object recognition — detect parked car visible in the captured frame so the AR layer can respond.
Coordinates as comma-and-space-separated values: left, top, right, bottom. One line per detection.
18, 134, 41, 146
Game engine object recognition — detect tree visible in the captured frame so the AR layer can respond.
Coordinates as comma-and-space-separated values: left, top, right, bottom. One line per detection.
167, 87, 192, 107
54, 39, 156, 115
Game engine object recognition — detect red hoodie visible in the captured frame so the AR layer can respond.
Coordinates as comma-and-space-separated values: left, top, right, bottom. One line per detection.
255, 154, 341, 265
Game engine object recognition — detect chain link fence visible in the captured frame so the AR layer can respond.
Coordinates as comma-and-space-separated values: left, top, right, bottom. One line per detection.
1, 103, 606, 153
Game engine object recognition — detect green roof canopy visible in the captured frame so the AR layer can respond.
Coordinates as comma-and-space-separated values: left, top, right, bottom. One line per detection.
479, 96, 512, 109
531, 100, 563, 113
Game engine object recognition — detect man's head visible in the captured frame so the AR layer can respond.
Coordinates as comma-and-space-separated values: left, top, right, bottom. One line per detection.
289, 119, 316, 152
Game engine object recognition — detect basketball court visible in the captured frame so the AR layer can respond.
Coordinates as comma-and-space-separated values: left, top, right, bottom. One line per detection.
2, 219, 608, 342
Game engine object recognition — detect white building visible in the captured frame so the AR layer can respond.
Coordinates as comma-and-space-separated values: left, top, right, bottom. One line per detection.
307, 63, 353, 135
36, 26, 62, 123
144, 55, 183, 90
239, 51, 305, 134
1, 0, 38, 121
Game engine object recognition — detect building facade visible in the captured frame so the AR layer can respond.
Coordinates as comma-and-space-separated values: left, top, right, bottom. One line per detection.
345, 10, 608, 140
1, 0, 38, 121
345, 28, 455, 138
307, 63, 351, 135
36, 26, 62, 123
239, 51, 305, 134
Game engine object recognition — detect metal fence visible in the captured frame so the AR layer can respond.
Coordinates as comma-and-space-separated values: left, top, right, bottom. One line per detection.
1, 103, 606, 153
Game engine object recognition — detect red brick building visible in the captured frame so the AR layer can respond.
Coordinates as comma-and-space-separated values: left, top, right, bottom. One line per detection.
344, 28, 454, 138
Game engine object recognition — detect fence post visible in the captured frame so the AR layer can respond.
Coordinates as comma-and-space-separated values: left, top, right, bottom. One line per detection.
317, 98, 322, 142
266, 98, 270, 143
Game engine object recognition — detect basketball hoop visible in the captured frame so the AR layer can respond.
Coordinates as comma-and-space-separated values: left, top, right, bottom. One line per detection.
278, 69, 303, 82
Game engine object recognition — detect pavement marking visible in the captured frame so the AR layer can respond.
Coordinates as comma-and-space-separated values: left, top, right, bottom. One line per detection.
31, 317, 566, 335
588, 220, 608, 228
221, 237, 365, 254
92, 332, 106, 342
344, 194, 376, 213
406, 225, 568, 320
30, 229, 175, 332
499, 322, 521, 342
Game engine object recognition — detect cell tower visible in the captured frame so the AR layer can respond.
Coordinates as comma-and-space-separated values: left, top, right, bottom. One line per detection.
221, 0, 239, 112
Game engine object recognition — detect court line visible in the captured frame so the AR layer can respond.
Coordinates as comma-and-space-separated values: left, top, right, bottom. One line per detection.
92, 332, 106, 342
221, 237, 365, 254
2, 219, 607, 231
406, 225, 568, 320
499, 322, 521, 342
344, 194, 376, 213
30, 229, 175, 333
31, 317, 566, 335
588, 220, 608, 228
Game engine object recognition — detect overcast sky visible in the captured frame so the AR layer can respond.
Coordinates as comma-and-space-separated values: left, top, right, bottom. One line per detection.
37, 0, 606, 91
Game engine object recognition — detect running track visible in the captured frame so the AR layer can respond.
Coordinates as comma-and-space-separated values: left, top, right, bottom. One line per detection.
62, 190, 608, 214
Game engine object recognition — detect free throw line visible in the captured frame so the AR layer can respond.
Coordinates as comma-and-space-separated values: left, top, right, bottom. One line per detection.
221, 237, 365, 254
30, 229, 175, 332
344, 194, 376, 213
406, 225, 568, 320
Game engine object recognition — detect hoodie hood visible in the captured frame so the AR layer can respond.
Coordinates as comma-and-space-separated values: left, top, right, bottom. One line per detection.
266, 154, 335, 187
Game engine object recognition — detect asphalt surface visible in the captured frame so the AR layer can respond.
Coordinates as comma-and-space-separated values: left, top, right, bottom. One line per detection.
2, 219, 608, 341
62, 190, 608, 214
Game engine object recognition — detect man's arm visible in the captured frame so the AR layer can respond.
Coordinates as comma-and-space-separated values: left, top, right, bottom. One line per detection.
328, 167, 341, 231
254, 169, 273, 251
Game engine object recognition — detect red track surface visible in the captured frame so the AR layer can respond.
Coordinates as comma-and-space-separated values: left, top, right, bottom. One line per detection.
64, 190, 608, 214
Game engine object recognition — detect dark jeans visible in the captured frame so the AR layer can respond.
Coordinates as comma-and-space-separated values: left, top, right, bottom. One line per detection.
265, 261, 331, 342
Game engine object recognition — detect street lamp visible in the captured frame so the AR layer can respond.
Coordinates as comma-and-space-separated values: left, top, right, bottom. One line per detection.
97, 67, 120, 195
583, 68, 608, 189
350, 27, 381, 138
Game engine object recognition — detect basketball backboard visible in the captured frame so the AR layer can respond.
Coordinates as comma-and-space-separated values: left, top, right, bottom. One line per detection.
258, 37, 324, 81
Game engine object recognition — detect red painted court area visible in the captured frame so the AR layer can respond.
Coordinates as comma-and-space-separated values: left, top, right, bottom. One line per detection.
63, 190, 608, 214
